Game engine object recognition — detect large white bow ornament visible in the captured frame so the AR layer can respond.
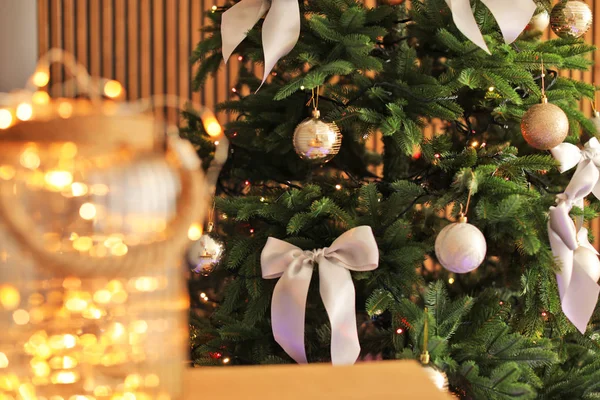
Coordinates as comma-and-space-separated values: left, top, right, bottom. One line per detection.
551, 138, 600, 199
548, 160, 600, 333
261, 226, 379, 365
445, 0, 536, 54
221, 0, 300, 86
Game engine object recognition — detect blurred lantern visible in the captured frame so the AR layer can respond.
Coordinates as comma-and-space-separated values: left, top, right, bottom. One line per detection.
0, 49, 228, 400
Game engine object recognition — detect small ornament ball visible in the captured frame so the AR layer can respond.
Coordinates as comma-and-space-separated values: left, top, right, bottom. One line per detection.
188, 234, 223, 275
435, 215, 487, 274
293, 109, 342, 164
550, 0, 593, 39
521, 98, 569, 150
529, 9, 550, 33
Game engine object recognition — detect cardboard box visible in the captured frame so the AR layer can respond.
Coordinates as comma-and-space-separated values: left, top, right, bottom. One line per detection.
184, 361, 453, 399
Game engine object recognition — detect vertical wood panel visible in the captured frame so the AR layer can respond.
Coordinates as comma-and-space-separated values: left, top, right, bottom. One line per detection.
115, 0, 127, 89
153, 0, 165, 117
178, 0, 190, 104
75, 0, 88, 71
102, 0, 114, 80
128, 0, 140, 99
63, 0, 75, 96
140, 0, 152, 100
191, 0, 202, 107
166, 0, 178, 123
49, 0, 62, 96
89, 0, 102, 80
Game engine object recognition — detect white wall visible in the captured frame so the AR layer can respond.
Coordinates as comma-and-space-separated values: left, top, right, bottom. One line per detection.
0, 0, 37, 92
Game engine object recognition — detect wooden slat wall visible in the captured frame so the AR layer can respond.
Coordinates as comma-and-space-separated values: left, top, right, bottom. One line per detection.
37, 0, 232, 122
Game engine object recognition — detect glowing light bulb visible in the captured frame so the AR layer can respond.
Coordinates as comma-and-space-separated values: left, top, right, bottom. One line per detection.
204, 119, 222, 137
110, 243, 128, 256
335, 184, 342, 190
44, 170, 73, 190
395, 328, 404, 334
448, 277, 455, 284
0, 352, 8, 368
57, 101, 73, 118
79, 203, 97, 220
222, 357, 230, 364
16, 103, 33, 121
471, 141, 479, 148
488, 86, 495, 92
188, 224, 202, 241
73, 236, 93, 252
13, 309, 30, 325
32, 70, 50, 87
0, 285, 20, 310
32, 91, 50, 105
0, 109, 13, 129
71, 182, 88, 196
211, 5, 217, 10
104, 80, 123, 98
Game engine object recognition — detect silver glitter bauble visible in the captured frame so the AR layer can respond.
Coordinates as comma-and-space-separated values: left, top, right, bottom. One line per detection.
188, 233, 222, 275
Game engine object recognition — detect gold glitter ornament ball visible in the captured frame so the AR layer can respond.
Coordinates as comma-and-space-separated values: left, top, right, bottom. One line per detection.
521, 99, 569, 150
550, 0, 593, 39
293, 109, 342, 163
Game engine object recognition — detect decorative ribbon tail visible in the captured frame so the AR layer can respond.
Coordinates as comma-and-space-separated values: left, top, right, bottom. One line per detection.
221, 0, 270, 63
481, 0, 536, 44
550, 143, 583, 173
318, 257, 360, 365
445, 0, 490, 54
259, 0, 301, 86
261, 238, 312, 364
270, 257, 312, 364
559, 263, 600, 334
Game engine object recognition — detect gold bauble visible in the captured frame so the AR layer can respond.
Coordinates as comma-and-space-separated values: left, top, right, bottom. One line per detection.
550, 0, 593, 39
293, 109, 342, 163
529, 9, 550, 33
521, 98, 569, 150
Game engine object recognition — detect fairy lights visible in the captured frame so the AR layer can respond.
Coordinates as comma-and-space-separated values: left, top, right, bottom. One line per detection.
0, 48, 228, 400
0, 109, 13, 129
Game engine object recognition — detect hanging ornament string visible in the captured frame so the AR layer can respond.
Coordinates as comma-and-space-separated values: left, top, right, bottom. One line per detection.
420, 308, 430, 365
207, 199, 216, 233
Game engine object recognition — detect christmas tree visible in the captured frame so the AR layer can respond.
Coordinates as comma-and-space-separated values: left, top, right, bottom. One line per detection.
185, 0, 600, 398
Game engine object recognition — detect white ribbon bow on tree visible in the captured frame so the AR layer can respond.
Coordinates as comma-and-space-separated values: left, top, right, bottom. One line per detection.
221, 0, 301, 86
548, 160, 600, 333
551, 138, 600, 195
445, 0, 536, 54
261, 226, 379, 365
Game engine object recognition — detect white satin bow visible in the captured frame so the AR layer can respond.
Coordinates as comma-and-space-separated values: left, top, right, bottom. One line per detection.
221, 0, 300, 86
551, 138, 600, 201
261, 226, 379, 365
445, 0, 536, 54
548, 160, 600, 333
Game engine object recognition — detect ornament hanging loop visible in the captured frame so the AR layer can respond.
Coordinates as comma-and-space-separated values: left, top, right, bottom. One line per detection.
420, 308, 430, 365
459, 171, 475, 223
540, 57, 548, 104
